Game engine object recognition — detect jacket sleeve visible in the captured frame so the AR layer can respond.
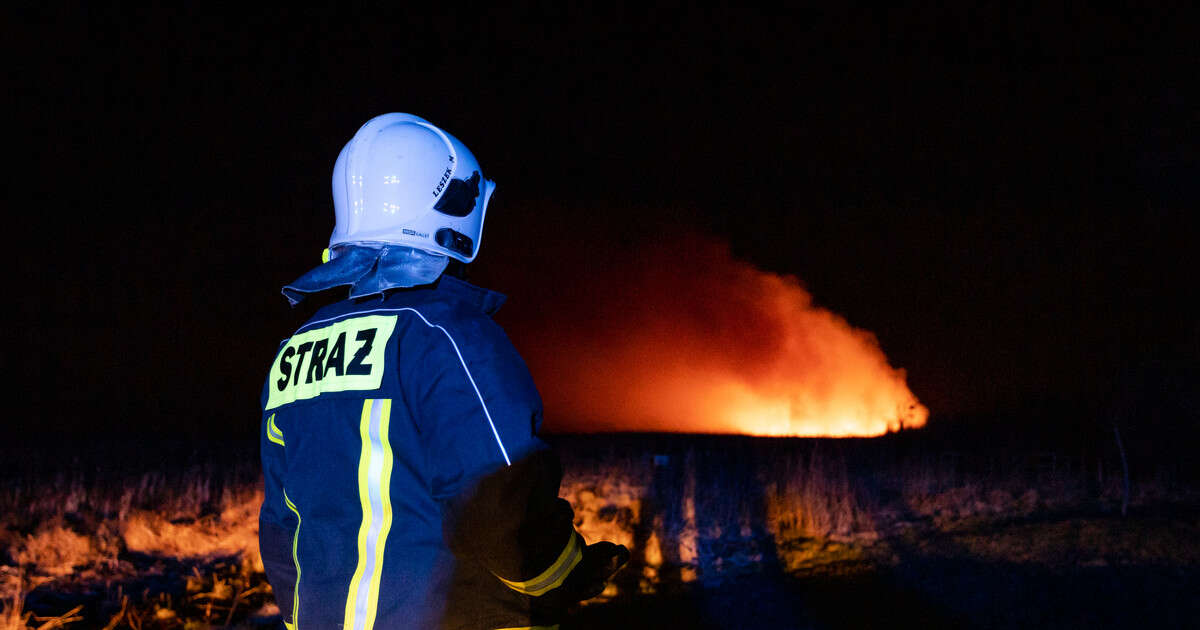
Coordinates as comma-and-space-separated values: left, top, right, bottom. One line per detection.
409, 319, 584, 598
258, 412, 299, 625
441, 448, 583, 597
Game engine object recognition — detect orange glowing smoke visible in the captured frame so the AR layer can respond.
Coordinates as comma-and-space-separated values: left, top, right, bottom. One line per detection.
510, 233, 928, 437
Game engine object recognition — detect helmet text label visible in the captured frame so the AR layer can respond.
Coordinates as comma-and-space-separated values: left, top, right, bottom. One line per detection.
433, 166, 453, 197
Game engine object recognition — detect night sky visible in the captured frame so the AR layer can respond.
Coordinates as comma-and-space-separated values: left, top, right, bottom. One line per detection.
8, 7, 1197, 444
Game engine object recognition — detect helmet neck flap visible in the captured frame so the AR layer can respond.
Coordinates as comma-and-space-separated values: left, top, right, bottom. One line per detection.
282, 243, 450, 306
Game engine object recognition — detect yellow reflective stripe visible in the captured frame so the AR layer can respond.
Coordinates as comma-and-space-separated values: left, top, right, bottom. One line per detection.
267, 414, 285, 446
343, 399, 394, 630
494, 533, 583, 597
283, 491, 302, 629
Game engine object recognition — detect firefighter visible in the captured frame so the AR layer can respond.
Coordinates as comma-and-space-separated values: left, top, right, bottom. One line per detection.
258, 113, 628, 630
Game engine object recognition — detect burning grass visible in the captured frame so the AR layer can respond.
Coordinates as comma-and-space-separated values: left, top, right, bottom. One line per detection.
1, 433, 1195, 628
509, 233, 929, 438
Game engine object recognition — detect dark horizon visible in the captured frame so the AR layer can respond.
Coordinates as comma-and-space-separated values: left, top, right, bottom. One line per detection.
8, 7, 1197, 445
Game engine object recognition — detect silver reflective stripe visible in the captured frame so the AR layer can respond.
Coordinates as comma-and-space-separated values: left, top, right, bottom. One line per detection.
344, 398, 394, 630
356, 399, 384, 628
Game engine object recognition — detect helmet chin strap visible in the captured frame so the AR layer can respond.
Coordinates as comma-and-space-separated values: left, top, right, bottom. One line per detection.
443, 259, 469, 280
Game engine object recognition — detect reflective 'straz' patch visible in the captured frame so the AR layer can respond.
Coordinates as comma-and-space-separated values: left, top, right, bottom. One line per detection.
266, 315, 398, 410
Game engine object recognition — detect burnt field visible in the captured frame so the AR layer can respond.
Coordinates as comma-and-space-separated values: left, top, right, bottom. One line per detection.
2, 428, 1197, 629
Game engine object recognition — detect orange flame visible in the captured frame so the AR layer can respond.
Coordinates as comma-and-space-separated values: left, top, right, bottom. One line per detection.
512, 234, 928, 437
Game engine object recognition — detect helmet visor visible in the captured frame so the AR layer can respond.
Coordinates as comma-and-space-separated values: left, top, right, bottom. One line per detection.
433, 171, 482, 217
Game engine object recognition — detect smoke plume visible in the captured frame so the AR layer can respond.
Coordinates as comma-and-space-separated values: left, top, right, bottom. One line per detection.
498, 228, 927, 437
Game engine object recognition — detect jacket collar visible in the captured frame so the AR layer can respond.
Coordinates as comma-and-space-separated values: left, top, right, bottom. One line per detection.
432, 275, 507, 315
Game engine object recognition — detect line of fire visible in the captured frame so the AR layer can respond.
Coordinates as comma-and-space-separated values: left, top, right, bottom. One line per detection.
509, 233, 929, 438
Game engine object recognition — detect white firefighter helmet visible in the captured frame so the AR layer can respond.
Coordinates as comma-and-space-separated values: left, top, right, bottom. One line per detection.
329, 113, 496, 262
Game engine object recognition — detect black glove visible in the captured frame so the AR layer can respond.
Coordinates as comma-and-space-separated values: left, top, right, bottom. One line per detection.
529, 538, 630, 624
561, 540, 631, 601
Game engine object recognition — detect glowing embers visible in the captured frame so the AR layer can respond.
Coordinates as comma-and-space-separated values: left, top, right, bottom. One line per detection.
716, 381, 926, 438
521, 234, 928, 437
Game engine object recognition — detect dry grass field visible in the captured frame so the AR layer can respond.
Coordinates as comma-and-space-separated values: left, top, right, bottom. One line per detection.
2, 432, 1196, 629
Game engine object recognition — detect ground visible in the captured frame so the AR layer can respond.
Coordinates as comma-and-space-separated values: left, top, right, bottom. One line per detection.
566, 504, 1200, 629
3, 435, 1197, 629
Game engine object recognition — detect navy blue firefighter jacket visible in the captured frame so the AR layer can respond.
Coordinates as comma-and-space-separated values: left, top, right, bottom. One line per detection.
259, 276, 584, 630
